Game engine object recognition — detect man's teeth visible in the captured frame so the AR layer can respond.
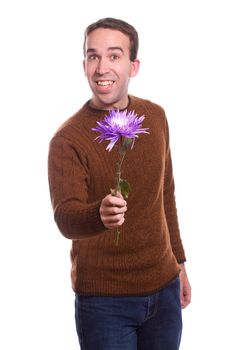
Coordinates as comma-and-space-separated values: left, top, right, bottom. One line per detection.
97, 81, 113, 86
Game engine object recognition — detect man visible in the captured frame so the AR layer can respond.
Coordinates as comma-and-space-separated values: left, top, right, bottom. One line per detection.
48, 17, 191, 350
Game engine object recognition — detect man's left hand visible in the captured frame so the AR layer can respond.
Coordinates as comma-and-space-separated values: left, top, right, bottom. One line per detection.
179, 264, 191, 309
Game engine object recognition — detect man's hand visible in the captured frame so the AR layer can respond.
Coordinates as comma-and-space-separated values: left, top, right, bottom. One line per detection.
100, 193, 127, 229
179, 264, 191, 309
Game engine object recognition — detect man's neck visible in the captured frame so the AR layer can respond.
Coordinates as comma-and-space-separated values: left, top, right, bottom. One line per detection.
89, 96, 130, 111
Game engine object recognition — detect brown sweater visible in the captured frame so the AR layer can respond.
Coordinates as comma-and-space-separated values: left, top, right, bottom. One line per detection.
48, 95, 186, 296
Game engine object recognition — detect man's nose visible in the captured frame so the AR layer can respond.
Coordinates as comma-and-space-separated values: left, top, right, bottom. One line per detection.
96, 58, 109, 74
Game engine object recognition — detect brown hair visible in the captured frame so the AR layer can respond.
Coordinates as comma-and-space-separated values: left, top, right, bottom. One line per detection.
83, 17, 139, 61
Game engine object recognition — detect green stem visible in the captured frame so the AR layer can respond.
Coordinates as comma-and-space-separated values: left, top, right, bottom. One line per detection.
116, 151, 126, 193
113, 144, 126, 246
112, 137, 132, 246
113, 228, 120, 246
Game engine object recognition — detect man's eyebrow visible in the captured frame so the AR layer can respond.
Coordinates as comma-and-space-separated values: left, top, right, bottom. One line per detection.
86, 47, 124, 54
107, 47, 124, 53
86, 48, 96, 53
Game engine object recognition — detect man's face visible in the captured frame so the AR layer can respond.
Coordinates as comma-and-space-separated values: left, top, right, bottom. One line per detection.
83, 28, 140, 110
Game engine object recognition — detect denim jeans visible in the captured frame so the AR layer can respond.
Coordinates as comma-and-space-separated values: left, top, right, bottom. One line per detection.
75, 277, 182, 350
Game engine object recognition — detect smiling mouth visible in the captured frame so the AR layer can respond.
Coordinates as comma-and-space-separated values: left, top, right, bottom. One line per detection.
96, 80, 114, 87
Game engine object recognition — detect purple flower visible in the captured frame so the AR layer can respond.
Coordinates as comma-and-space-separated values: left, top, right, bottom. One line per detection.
92, 109, 149, 245
92, 109, 149, 151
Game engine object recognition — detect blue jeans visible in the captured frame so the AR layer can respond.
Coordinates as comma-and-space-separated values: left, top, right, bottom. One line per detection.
75, 277, 182, 350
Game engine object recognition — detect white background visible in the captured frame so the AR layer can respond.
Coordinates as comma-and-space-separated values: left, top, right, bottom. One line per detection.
1, 0, 233, 349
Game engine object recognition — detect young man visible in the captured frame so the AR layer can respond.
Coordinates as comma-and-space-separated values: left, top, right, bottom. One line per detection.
48, 17, 191, 350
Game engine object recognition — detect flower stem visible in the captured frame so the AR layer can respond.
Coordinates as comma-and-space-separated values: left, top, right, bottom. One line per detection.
113, 228, 120, 246
112, 145, 126, 246
116, 151, 126, 192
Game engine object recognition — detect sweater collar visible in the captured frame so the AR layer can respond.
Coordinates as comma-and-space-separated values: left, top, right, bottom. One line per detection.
85, 95, 133, 113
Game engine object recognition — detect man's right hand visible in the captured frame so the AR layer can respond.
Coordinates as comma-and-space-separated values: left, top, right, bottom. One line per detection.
99, 193, 127, 229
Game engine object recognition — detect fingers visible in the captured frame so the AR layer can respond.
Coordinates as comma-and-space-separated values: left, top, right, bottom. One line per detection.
100, 194, 127, 229
102, 215, 126, 230
179, 265, 191, 309
182, 282, 192, 308
181, 288, 191, 309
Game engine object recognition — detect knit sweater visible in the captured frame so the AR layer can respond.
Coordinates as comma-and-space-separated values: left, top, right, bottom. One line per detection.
48, 95, 186, 296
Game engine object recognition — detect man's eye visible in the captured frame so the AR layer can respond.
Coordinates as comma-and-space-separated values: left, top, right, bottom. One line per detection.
88, 55, 98, 60
110, 55, 119, 61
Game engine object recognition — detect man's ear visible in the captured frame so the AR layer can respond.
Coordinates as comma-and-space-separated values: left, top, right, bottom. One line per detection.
83, 59, 86, 76
130, 59, 140, 77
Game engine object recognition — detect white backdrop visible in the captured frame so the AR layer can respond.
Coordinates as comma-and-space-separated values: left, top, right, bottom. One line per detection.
1, 0, 233, 349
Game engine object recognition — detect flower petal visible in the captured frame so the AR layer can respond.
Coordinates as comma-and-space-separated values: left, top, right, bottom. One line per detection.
92, 109, 149, 151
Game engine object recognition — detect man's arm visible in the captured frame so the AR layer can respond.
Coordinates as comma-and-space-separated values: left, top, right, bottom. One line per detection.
162, 115, 191, 308
48, 135, 106, 239
163, 117, 186, 263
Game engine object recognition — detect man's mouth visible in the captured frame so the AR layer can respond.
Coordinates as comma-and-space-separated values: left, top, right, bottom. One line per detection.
96, 80, 114, 87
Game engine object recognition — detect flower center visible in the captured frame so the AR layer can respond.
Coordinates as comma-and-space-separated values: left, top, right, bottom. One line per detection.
111, 116, 127, 129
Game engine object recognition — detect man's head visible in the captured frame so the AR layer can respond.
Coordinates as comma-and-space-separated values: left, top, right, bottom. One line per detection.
83, 17, 139, 61
83, 18, 140, 110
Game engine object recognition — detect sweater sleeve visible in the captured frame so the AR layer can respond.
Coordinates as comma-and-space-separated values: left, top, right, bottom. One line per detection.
163, 118, 186, 263
48, 134, 106, 240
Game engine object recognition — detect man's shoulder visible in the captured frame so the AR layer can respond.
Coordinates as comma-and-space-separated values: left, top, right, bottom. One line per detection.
130, 95, 167, 126
130, 95, 166, 115
50, 103, 89, 140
